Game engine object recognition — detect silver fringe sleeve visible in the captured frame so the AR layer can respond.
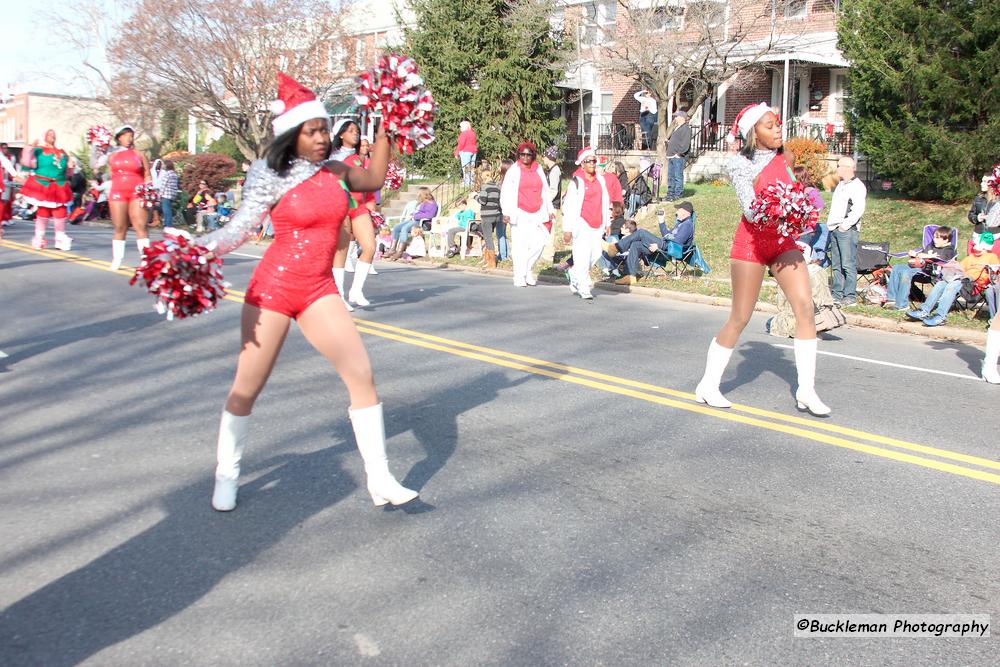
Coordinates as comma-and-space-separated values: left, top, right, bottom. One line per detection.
726, 150, 776, 220
196, 158, 322, 256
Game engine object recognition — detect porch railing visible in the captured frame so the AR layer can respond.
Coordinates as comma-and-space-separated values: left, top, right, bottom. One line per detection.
786, 120, 856, 155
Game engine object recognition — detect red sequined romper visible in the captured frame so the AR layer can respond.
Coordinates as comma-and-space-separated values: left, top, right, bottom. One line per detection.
245, 167, 352, 318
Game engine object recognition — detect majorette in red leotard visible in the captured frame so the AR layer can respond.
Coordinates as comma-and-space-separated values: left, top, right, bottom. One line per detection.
244, 167, 353, 318
109, 148, 145, 202
729, 152, 800, 265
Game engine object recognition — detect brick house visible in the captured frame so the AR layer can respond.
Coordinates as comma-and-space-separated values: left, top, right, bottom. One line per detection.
555, 0, 854, 174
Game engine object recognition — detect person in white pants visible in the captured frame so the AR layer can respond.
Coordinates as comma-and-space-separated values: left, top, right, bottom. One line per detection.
500, 142, 553, 287
562, 147, 610, 300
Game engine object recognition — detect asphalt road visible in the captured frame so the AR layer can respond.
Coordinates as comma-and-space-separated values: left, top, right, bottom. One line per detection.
1, 223, 998, 666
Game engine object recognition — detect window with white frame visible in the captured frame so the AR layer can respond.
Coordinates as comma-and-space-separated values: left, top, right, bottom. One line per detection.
580, 0, 617, 46
649, 6, 685, 31
784, 0, 808, 19
829, 69, 849, 122
328, 44, 346, 73
688, 0, 726, 29
354, 40, 365, 70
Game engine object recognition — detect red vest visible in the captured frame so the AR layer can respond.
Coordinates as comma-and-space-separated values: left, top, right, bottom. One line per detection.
516, 162, 543, 213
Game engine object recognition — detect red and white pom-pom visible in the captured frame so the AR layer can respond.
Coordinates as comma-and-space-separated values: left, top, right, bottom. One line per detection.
86, 125, 113, 150
748, 181, 820, 238
987, 163, 1000, 198
369, 210, 386, 229
355, 54, 436, 154
384, 161, 403, 190
129, 229, 227, 320
134, 182, 160, 209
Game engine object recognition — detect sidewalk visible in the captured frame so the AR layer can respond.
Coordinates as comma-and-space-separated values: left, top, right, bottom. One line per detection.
406, 255, 989, 346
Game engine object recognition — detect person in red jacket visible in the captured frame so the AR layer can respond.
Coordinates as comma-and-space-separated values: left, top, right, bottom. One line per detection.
454, 120, 478, 186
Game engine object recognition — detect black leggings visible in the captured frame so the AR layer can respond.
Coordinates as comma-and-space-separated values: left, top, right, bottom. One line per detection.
479, 216, 499, 252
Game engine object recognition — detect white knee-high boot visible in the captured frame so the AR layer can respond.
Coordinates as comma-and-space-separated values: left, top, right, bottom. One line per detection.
345, 240, 358, 272
136, 237, 150, 256
53, 218, 72, 250
983, 329, 1000, 384
794, 338, 831, 416
32, 219, 47, 249
349, 403, 418, 506
212, 410, 250, 511
695, 338, 734, 408
109, 239, 126, 270
349, 261, 372, 306
332, 267, 354, 312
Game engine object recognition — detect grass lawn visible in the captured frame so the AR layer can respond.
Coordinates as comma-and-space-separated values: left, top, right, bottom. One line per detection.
439, 181, 991, 330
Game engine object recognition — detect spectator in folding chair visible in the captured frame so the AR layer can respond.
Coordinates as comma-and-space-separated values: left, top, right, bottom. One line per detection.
608, 201, 695, 285
884, 225, 956, 311
906, 239, 1000, 326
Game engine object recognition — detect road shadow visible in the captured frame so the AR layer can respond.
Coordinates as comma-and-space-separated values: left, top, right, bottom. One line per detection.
0, 312, 162, 373
0, 368, 528, 662
0, 440, 353, 666
722, 340, 795, 398
925, 339, 982, 376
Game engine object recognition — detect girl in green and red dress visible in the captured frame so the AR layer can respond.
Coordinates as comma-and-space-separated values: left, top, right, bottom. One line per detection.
19, 129, 74, 250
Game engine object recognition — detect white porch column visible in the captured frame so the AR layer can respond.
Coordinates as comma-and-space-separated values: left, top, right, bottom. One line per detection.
781, 57, 790, 141
187, 113, 198, 154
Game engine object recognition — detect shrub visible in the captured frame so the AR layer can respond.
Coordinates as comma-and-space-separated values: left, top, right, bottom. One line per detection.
178, 153, 237, 193
783, 137, 831, 189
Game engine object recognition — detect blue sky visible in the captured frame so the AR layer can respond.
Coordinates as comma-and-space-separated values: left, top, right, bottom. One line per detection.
2, 4, 107, 95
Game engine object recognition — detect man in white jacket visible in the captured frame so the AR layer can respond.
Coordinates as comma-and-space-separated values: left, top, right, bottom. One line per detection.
826, 157, 867, 305
562, 147, 611, 300
500, 142, 553, 287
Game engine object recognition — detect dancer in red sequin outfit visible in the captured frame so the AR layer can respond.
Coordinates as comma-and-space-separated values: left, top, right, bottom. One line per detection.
694, 103, 830, 416
93, 125, 152, 270
197, 73, 417, 512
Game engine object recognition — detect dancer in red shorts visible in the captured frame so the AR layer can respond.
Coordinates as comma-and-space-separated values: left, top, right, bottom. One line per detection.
18, 130, 74, 250
330, 118, 378, 309
198, 73, 417, 511
93, 125, 152, 270
694, 103, 830, 416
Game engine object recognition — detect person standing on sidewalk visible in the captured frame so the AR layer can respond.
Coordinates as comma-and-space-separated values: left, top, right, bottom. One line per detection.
157, 160, 180, 228
476, 167, 502, 268
665, 110, 692, 200
500, 143, 552, 287
454, 120, 478, 187
827, 157, 867, 306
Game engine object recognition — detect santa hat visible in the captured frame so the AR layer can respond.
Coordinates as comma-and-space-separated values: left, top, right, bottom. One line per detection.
270, 72, 329, 138
575, 147, 597, 165
727, 102, 772, 142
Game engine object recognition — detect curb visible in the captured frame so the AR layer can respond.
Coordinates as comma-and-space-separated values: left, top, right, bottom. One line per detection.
407, 256, 988, 347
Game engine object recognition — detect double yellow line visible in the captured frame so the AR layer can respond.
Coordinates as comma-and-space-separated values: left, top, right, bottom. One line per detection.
6, 238, 1000, 488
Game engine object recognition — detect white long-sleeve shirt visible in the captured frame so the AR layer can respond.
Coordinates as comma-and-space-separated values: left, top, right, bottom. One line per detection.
826, 177, 867, 232
634, 91, 658, 115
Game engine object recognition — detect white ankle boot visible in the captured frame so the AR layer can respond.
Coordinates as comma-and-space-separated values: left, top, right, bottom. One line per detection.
794, 338, 831, 416
695, 338, 734, 408
983, 330, 1000, 384
332, 267, 354, 311
109, 239, 126, 270
349, 403, 418, 506
349, 261, 372, 306
53, 219, 72, 250
212, 410, 250, 511
136, 237, 150, 258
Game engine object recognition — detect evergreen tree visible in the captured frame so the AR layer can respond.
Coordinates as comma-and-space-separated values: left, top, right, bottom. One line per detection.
403, 0, 567, 176
839, 0, 1000, 200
